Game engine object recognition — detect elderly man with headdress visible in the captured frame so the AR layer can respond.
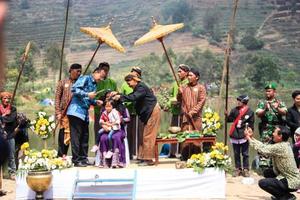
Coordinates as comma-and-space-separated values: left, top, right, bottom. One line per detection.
177, 68, 206, 160
0, 91, 17, 180
120, 66, 144, 159
55, 63, 82, 157
112, 73, 161, 166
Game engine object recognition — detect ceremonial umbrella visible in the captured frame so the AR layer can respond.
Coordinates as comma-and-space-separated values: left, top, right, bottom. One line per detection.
80, 21, 126, 74
134, 17, 184, 86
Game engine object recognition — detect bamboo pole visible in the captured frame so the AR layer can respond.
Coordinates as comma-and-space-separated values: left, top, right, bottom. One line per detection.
59, 0, 71, 81
219, 0, 239, 146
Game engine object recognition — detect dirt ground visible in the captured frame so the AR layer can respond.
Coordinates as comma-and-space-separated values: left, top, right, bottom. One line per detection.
2, 162, 300, 200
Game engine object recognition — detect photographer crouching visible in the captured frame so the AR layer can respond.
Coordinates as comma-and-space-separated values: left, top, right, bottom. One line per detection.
245, 126, 300, 200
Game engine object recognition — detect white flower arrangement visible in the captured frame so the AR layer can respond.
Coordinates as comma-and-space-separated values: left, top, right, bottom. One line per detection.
18, 142, 72, 175
30, 111, 55, 139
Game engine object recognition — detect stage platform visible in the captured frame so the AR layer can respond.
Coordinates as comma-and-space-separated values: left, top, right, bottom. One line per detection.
16, 166, 225, 199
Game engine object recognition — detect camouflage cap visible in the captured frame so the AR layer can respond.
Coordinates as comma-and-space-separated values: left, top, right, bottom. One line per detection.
265, 82, 277, 90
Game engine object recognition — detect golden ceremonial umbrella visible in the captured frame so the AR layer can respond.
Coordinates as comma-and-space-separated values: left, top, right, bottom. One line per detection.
134, 17, 184, 86
80, 20, 126, 74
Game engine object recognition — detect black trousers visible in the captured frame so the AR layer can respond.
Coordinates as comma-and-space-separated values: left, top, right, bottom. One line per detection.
57, 128, 69, 157
126, 115, 144, 159
259, 168, 296, 199
68, 115, 89, 164
232, 141, 249, 169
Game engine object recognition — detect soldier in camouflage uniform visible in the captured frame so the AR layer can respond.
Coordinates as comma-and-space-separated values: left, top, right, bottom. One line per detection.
256, 83, 287, 143
255, 83, 287, 168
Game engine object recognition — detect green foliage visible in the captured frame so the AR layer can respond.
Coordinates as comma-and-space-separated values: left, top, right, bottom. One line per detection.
245, 53, 280, 89
181, 48, 223, 90
191, 26, 206, 38
138, 52, 174, 87
156, 87, 171, 111
9, 42, 40, 85
203, 7, 221, 37
43, 43, 68, 73
161, 0, 194, 30
240, 35, 264, 50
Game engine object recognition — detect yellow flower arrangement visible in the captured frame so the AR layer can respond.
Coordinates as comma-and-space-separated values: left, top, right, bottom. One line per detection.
18, 143, 72, 175
187, 142, 231, 173
202, 107, 222, 136
30, 111, 55, 139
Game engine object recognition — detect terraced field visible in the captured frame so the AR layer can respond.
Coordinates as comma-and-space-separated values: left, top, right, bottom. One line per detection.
6, 0, 272, 59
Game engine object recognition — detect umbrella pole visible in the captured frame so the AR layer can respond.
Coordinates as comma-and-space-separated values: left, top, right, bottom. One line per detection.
158, 38, 197, 130
83, 42, 102, 75
158, 38, 179, 86
59, 0, 71, 81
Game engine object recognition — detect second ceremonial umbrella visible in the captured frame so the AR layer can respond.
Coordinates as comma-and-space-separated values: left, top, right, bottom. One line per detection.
134, 18, 196, 129
134, 17, 184, 86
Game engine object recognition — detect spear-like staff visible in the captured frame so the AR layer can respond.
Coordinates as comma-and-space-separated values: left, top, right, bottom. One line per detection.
58, 0, 71, 81
11, 42, 31, 105
219, 0, 239, 145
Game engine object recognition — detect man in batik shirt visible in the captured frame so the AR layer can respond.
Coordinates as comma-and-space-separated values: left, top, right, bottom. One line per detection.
177, 68, 206, 160
55, 63, 82, 157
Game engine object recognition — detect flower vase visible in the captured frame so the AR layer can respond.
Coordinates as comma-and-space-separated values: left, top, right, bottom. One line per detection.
26, 171, 52, 200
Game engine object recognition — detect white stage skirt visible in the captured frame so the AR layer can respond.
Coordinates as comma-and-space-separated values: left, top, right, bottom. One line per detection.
16, 167, 225, 199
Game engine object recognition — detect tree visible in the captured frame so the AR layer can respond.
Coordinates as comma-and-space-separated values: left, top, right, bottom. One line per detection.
203, 8, 221, 36
161, 0, 194, 30
12, 42, 40, 83
138, 52, 173, 87
183, 48, 223, 86
43, 43, 68, 75
240, 35, 264, 50
245, 53, 280, 89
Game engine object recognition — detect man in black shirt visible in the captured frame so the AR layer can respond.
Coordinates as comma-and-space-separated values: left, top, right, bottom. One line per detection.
112, 73, 161, 166
287, 90, 300, 143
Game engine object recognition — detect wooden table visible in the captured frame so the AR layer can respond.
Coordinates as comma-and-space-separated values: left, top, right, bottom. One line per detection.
154, 137, 216, 165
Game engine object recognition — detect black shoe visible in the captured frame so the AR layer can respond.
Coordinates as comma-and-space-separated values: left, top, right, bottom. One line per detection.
278, 193, 296, 200
271, 196, 277, 200
74, 162, 87, 167
82, 160, 93, 166
168, 154, 176, 158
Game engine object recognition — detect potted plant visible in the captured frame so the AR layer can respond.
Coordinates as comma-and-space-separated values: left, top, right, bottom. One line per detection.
18, 141, 72, 199
187, 142, 231, 173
